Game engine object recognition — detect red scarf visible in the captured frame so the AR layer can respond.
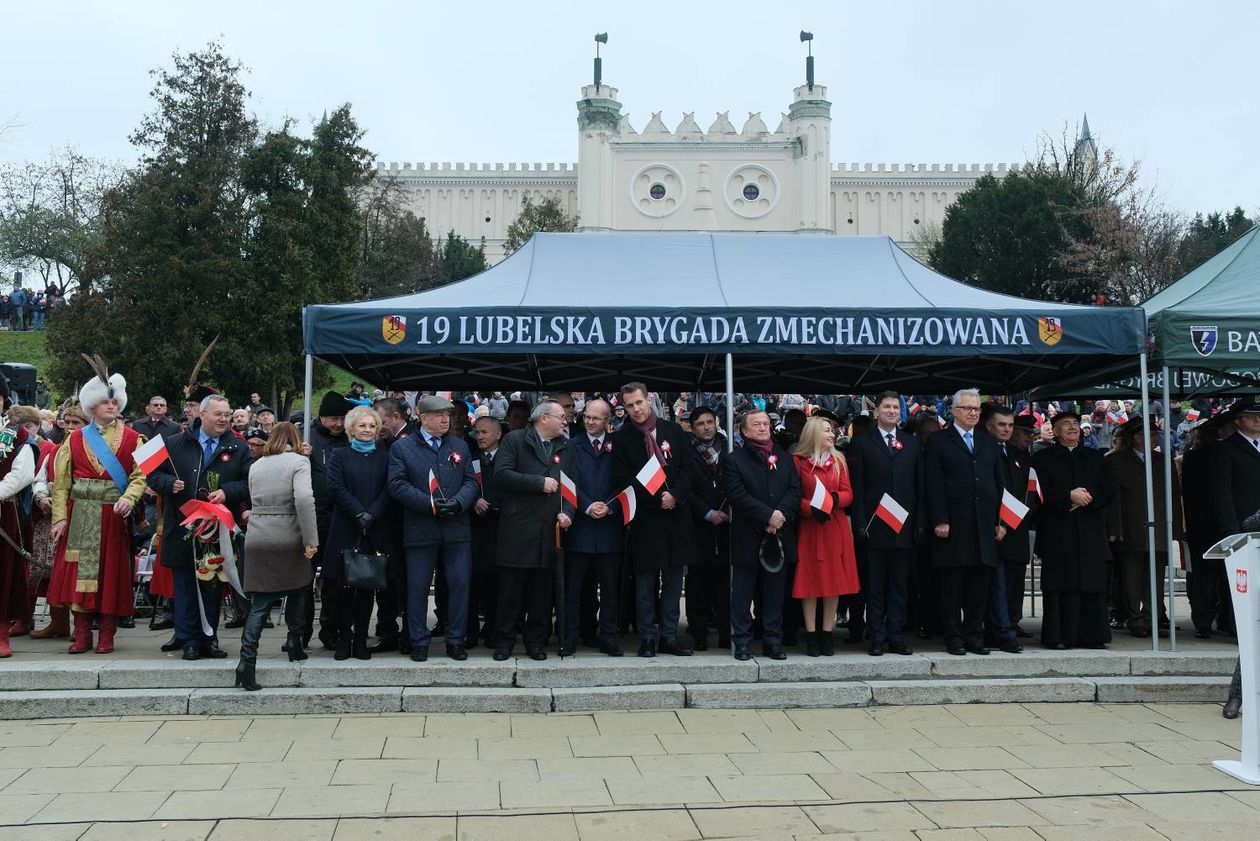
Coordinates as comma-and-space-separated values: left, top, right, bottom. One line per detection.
631, 413, 668, 466
747, 437, 774, 463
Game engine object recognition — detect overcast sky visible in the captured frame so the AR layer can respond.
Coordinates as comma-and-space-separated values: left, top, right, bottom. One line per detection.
2, 0, 1254, 215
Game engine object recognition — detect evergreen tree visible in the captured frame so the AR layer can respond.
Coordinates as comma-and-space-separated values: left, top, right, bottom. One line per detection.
502, 195, 577, 256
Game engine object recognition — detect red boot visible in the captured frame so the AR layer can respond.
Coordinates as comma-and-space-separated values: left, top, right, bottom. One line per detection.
68, 612, 93, 654
9, 619, 30, 637
31, 606, 71, 639
0, 622, 11, 657
96, 615, 118, 654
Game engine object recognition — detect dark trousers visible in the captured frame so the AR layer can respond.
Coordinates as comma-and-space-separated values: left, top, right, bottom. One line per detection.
564, 551, 620, 647
374, 560, 407, 640
911, 543, 940, 635
1005, 561, 1027, 625
636, 567, 684, 642
731, 563, 785, 647
330, 583, 375, 645
405, 543, 471, 649
984, 562, 1016, 644
864, 548, 911, 644
938, 564, 991, 649
685, 564, 731, 641
1119, 550, 1166, 633
579, 573, 599, 641
495, 566, 553, 652
171, 563, 220, 645
1189, 552, 1234, 633
467, 569, 498, 644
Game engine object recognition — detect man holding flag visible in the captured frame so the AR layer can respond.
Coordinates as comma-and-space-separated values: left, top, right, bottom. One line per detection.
983, 406, 1032, 652
147, 394, 252, 660
489, 399, 574, 660
612, 382, 697, 658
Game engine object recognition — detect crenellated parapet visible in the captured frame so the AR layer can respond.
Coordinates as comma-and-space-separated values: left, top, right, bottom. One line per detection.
614, 110, 792, 143
376, 161, 577, 174
831, 162, 1022, 174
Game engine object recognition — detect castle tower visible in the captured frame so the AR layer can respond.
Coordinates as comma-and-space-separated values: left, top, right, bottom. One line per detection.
788, 82, 832, 233
576, 83, 622, 231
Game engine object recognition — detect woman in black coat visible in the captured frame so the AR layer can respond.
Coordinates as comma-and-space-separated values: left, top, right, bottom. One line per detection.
324, 407, 397, 660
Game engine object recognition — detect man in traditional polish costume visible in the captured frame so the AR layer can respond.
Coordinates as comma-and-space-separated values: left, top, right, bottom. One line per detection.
0, 374, 37, 657
48, 356, 148, 654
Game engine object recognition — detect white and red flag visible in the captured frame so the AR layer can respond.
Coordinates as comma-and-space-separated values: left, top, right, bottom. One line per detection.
1027, 467, 1043, 503
873, 493, 909, 534
472, 459, 483, 485
616, 486, 637, 525
428, 469, 440, 515
134, 435, 170, 476
559, 470, 578, 508
999, 488, 1030, 530
1186, 408, 1201, 423
808, 478, 833, 514
635, 455, 667, 495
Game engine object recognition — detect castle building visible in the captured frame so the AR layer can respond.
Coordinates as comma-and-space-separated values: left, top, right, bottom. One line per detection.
378, 62, 1024, 263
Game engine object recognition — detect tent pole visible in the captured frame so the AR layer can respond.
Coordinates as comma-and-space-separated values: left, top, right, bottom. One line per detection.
724, 353, 735, 454
1139, 352, 1158, 653
303, 354, 314, 443
1162, 366, 1177, 651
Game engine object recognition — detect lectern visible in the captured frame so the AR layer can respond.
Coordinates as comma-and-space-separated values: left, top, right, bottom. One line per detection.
1208, 532, 1260, 785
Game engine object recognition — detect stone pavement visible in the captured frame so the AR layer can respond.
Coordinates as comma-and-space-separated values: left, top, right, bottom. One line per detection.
0, 702, 1252, 840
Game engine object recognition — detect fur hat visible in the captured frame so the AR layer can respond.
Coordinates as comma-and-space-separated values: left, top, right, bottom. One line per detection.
78, 354, 127, 414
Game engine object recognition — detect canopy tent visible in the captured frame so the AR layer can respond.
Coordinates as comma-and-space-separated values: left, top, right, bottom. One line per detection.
304, 232, 1146, 394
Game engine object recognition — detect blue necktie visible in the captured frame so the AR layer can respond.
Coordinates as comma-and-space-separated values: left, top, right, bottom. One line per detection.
203, 438, 215, 466
430, 436, 440, 452
964, 431, 974, 453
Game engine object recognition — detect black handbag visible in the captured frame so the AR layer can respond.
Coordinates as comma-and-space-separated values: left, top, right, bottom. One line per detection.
343, 538, 389, 590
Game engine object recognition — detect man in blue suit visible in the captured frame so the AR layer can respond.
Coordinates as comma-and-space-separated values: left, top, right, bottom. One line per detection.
387, 395, 480, 661
561, 399, 624, 656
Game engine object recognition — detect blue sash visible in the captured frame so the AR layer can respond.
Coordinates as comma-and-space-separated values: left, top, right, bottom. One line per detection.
82, 424, 129, 495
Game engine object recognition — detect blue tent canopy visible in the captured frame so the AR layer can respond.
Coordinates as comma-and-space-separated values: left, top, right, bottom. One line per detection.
303, 232, 1146, 393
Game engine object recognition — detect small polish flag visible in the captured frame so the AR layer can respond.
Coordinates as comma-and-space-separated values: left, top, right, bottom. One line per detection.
472, 459, 483, 485
559, 470, 578, 508
428, 469, 440, 515
616, 486, 637, 525
809, 478, 833, 514
134, 435, 170, 476
873, 493, 909, 534
908, 401, 922, 415
1027, 467, 1043, 503
1185, 409, 1201, 423
635, 456, 667, 495
999, 488, 1030, 530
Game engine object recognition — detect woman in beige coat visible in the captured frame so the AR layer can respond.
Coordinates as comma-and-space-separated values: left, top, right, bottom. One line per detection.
235, 422, 319, 691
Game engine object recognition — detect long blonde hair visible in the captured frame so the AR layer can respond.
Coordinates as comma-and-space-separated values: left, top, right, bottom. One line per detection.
793, 416, 846, 477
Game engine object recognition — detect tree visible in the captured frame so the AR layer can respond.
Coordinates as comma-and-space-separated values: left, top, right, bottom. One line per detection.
1178, 207, 1255, 272
357, 175, 440, 298
437, 230, 486, 282
502, 195, 577, 255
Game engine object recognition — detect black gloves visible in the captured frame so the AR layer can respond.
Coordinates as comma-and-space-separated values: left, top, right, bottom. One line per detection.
811, 508, 831, 525
830, 491, 840, 510
434, 499, 461, 518
355, 512, 374, 530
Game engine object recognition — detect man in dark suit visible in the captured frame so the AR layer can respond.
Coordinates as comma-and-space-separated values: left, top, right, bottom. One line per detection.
369, 397, 415, 653
147, 394, 251, 660
491, 399, 575, 660
386, 395, 480, 661
612, 382, 697, 658
307, 391, 351, 649
468, 415, 504, 648
132, 395, 182, 441
923, 388, 1007, 655
686, 406, 731, 651
848, 391, 921, 656
982, 405, 1029, 653
1002, 414, 1039, 636
1183, 413, 1237, 637
561, 398, 623, 656
720, 409, 801, 660
1211, 397, 1260, 542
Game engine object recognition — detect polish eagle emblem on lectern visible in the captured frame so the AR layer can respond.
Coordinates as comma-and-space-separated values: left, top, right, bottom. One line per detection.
1238, 569, 1248, 594
382, 315, 407, 345
1037, 316, 1064, 346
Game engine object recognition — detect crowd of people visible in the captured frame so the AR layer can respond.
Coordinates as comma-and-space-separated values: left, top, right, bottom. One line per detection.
0, 367, 1254, 716
0, 282, 64, 331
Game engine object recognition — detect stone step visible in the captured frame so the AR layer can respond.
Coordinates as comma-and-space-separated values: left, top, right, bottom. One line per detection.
0, 675, 1231, 719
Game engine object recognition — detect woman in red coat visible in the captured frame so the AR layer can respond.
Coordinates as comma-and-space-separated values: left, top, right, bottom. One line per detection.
793, 417, 859, 656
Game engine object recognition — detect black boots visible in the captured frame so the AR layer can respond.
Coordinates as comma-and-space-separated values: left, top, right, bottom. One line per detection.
235, 662, 261, 691
235, 596, 272, 692
285, 589, 309, 661
334, 585, 373, 661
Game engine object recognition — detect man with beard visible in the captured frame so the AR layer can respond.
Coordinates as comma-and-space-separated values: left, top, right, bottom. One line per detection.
612, 383, 696, 657
686, 406, 730, 650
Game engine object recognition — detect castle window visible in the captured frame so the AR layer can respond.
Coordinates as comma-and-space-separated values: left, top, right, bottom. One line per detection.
742, 184, 760, 201
649, 183, 667, 200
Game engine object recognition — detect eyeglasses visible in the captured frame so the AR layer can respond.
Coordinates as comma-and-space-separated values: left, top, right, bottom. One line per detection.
955, 406, 981, 413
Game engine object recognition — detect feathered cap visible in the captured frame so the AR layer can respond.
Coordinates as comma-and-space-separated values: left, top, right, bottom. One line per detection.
78, 354, 128, 414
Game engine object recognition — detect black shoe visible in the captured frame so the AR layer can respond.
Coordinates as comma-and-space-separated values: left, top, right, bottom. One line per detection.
947, 645, 966, 656
369, 637, 399, 654
1014, 625, 1033, 639
1046, 642, 1068, 651
200, 640, 228, 659
557, 645, 577, 657
1131, 628, 1152, 639
118, 616, 135, 629
806, 633, 821, 657
493, 647, 512, 661
888, 642, 914, 656
1224, 697, 1242, 720
999, 641, 1024, 654
224, 617, 246, 630
658, 638, 693, 656
286, 634, 308, 662
317, 629, 337, 651
819, 631, 835, 657
597, 640, 624, 657
964, 644, 990, 656
160, 636, 183, 653
527, 649, 547, 661
447, 645, 467, 661
410, 647, 429, 662
353, 642, 371, 661
868, 643, 885, 657
399, 640, 412, 656
235, 662, 262, 692
638, 640, 656, 658
733, 644, 752, 661
182, 643, 200, 661
334, 639, 351, 661
149, 618, 174, 632
763, 644, 787, 660
1194, 629, 1212, 639
692, 636, 709, 652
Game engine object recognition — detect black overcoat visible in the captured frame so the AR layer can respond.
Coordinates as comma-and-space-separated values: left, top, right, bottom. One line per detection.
1210, 432, 1260, 537
322, 446, 398, 580
493, 428, 575, 569
611, 419, 696, 573
847, 428, 922, 549
1180, 443, 1218, 547
719, 441, 801, 568
687, 438, 730, 566
148, 430, 251, 569
470, 449, 503, 573
923, 426, 1005, 569
1031, 443, 1113, 592
1104, 447, 1183, 553
996, 442, 1037, 564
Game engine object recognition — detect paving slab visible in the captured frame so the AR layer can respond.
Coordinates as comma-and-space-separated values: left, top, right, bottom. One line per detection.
0, 689, 190, 720
0, 662, 101, 691
188, 686, 402, 715
299, 658, 512, 688
574, 808, 701, 841
1093, 675, 1230, 703
97, 661, 299, 689
552, 683, 684, 711
868, 678, 1095, 705
686, 681, 872, 709
928, 651, 1127, 678
331, 817, 457, 841
756, 656, 931, 683
400, 687, 551, 713
1128, 650, 1238, 676
514, 657, 756, 688
76, 820, 216, 840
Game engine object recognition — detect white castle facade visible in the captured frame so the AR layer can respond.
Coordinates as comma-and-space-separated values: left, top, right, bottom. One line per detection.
377, 70, 1025, 263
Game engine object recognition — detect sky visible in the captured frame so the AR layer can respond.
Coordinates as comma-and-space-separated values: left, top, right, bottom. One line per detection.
1, 0, 1255, 216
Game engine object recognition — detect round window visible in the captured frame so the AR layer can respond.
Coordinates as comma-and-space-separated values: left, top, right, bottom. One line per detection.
742, 184, 760, 201
649, 183, 667, 200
